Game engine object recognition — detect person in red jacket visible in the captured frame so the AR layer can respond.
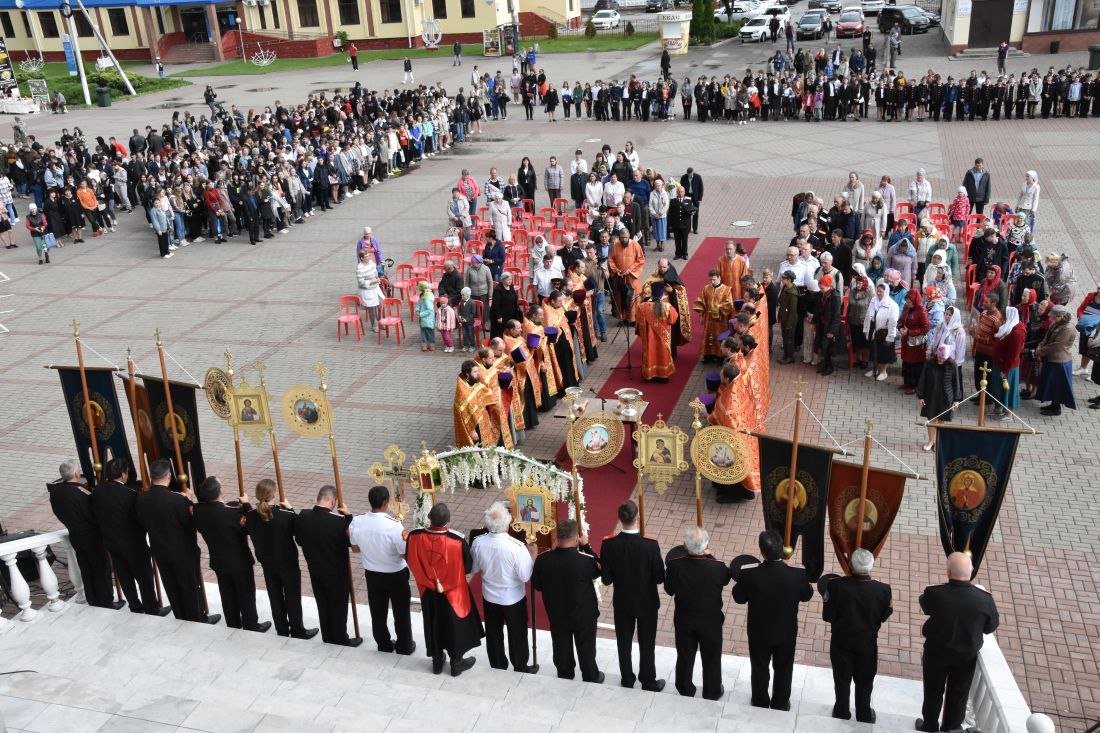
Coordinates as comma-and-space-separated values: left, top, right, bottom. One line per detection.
898, 287, 931, 394
990, 306, 1025, 420
203, 181, 227, 243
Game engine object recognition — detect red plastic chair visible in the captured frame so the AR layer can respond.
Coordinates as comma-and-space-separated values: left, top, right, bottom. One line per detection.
896, 202, 913, 215
444, 251, 465, 273
512, 230, 529, 247
427, 264, 446, 283
428, 239, 447, 264
999, 217, 1014, 236
504, 266, 524, 283
538, 207, 556, 221
465, 239, 484, 256
470, 215, 482, 230
391, 264, 416, 303
513, 250, 530, 273
930, 214, 950, 231
926, 202, 946, 216
965, 264, 978, 309
963, 223, 981, 245
524, 283, 538, 303
562, 216, 578, 232
552, 198, 570, 215
411, 250, 431, 278
531, 216, 547, 232
549, 228, 567, 246
967, 213, 985, 226
575, 223, 589, 241
522, 198, 536, 214
478, 206, 488, 221
897, 213, 917, 230
474, 299, 485, 333
337, 296, 363, 343
378, 298, 405, 345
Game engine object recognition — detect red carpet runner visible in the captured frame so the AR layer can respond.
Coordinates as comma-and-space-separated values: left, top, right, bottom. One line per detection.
559, 237, 760, 552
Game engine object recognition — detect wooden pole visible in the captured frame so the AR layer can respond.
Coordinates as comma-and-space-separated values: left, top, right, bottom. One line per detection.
316, 362, 360, 639
637, 468, 646, 536
154, 329, 189, 494
977, 362, 990, 427
225, 351, 246, 502
127, 349, 164, 608
782, 378, 805, 559
690, 400, 704, 529
255, 361, 287, 505
854, 419, 873, 552
563, 390, 584, 530
70, 321, 103, 484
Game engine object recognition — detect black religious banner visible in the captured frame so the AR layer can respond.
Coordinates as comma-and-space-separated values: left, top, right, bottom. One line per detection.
53, 366, 135, 487
140, 375, 207, 488
934, 425, 1021, 576
757, 434, 835, 580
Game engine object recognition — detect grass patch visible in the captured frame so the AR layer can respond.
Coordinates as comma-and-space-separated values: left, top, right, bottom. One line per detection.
175, 32, 659, 77
21, 62, 188, 107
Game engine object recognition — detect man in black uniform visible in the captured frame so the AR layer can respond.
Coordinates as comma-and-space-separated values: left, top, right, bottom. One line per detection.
821, 548, 893, 723
732, 529, 813, 710
679, 167, 703, 234
89, 458, 164, 615
668, 186, 696, 261
48, 460, 116, 609
531, 518, 604, 683
600, 500, 665, 692
916, 552, 999, 732
664, 525, 731, 700
134, 459, 219, 624
192, 477, 271, 632
294, 485, 361, 647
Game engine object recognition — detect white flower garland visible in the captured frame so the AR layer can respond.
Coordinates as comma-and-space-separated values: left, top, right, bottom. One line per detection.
412, 446, 586, 533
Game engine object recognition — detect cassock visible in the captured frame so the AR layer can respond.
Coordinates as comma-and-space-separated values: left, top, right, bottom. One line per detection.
135, 484, 207, 622
193, 499, 262, 631
543, 303, 580, 389
532, 543, 603, 682
49, 480, 114, 609
634, 294, 679, 381
718, 254, 750, 302
694, 283, 734, 359
609, 239, 646, 322
641, 268, 692, 357
294, 505, 354, 645
524, 318, 559, 411
453, 375, 499, 448
406, 527, 484, 666
478, 358, 517, 448
504, 333, 541, 431
709, 369, 759, 496
90, 479, 160, 614
663, 545, 731, 700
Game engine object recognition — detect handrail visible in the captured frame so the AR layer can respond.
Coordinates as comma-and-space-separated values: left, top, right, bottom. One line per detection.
0, 527, 74, 629
971, 634, 1055, 733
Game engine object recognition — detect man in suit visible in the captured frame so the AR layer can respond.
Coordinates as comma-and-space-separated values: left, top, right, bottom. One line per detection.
531, 518, 604, 683
294, 485, 361, 646
679, 167, 704, 234
821, 548, 893, 723
89, 458, 163, 614
192, 477, 271, 632
916, 552, 999, 732
732, 529, 813, 710
962, 157, 992, 216
48, 460, 116, 609
600, 500, 665, 691
134, 459, 219, 624
668, 186, 696, 262
664, 525, 731, 700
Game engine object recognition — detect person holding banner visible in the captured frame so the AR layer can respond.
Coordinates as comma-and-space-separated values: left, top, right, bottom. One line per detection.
90, 458, 161, 615
49, 460, 114, 609
294, 485, 360, 647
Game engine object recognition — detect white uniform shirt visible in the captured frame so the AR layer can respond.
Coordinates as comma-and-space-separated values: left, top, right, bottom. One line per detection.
348, 511, 407, 573
470, 531, 533, 606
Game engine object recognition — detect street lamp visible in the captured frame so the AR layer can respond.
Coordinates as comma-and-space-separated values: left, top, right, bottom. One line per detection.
14, 0, 44, 62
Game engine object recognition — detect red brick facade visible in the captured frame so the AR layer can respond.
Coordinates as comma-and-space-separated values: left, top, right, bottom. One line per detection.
1021, 29, 1100, 53
221, 29, 334, 59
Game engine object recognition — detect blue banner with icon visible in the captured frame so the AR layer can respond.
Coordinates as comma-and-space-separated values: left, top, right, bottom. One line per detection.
61, 33, 78, 76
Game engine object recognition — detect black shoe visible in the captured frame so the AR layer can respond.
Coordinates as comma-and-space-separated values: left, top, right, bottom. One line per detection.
715, 494, 740, 504
342, 637, 364, 647
432, 656, 446, 674
203, 614, 222, 625
247, 621, 272, 633
290, 625, 321, 638
378, 641, 396, 653
519, 664, 540, 674
150, 606, 173, 617
856, 709, 877, 724
110, 600, 126, 610
396, 641, 417, 656
1088, 395, 1100, 404
1090, 402, 1100, 409
45, 253, 50, 263
915, 718, 938, 731
38, 258, 43, 264
703, 685, 725, 701
450, 656, 476, 676
641, 679, 666, 692
770, 701, 791, 712
832, 706, 852, 720
1039, 405, 1061, 416
588, 672, 605, 684
620, 679, 635, 689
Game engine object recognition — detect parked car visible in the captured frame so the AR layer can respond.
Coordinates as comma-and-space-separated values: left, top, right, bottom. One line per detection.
916, 7, 940, 24
835, 8, 864, 36
591, 8, 622, 28
714, 0, 761, 21
795, 12, 827, 38
878, 4, 930, 32
808, 0, 843, 11
646, 0, 673, 11
739, 15, 772, 41
758, 4, 792, 26
593, 0, 620, 10
860, 0, 885, 14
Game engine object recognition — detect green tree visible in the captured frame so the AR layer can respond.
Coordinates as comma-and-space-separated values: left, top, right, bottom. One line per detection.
690, 0, 715, 44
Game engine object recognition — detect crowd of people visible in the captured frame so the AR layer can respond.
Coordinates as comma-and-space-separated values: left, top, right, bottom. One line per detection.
49, 453, 1001, 731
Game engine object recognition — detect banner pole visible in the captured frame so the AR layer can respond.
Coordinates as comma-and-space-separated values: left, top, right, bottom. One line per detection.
70, 320, 103, 484
127, 349, 165, 609
690, 399, 705, 529
637, 468, 646, 536
154, 329, 189, 495
854, 419, 873, 552
977, 362, 990, 427
783, 378, 805, 559
254, 361, 287, 505
224, 351, 246, 502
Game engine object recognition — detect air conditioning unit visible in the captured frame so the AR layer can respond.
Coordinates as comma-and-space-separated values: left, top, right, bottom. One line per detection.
259, 0, 270, 6
243, 0, 257, 7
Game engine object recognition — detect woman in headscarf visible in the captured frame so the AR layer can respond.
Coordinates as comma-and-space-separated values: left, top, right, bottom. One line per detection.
488, 272, 521, 340
886, 229, 918, 288
863, 279, 899, 382
356, 249, 383, 332
1043, 253, 1076, 306
924, 285, 946, 331
852, 230, 879, 274
414, 280, 437, 352
898, 288, 931, 394
861, 192, 887, 244
1021, 298, 1052, 400
1015, 170, 1040, 233
847, 264, 873, 370
1035, 305, 1077, 416
866, 253, 885, 285
916, 343, 964, 451
989, 306, 1025, 421
487, 191, 511, 243
923, 247, 952, 293
914, 218, 939, 285
886, 269, 907, 310
973, 264, 1007, 315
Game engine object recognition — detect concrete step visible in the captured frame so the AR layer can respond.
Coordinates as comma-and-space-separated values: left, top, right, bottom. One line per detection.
952, 47, 1030, 59
163, 44, 218, 65
0, 587, 924, 732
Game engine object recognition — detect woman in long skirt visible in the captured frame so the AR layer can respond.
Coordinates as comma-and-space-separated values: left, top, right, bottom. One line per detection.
989, 306, 1025, 420
916, 343, 963, 451
1035, 306, 1078, 416
898, 288, 930, 394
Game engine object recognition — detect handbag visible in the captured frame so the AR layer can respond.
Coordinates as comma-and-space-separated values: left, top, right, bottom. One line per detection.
1088, 325, 1100, 360
44, 232, 57, 249
907, 333, 927, 347
873, 328, 888, 342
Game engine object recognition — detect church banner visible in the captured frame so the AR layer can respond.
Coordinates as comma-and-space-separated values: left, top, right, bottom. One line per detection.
54, 366, 135, 486
934, 425, 1021, 576
140, 375, 207, 488
118, 374, 160, 475
827, 460, 907, 575
757, 434, 834, 580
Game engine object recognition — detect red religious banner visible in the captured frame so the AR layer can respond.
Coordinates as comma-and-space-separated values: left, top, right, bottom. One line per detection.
826, 460, 907, 575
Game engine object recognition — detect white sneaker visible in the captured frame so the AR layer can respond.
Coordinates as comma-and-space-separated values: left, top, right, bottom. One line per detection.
279, 228, 289, 234
864, 370, 874, 378
168, 244, 179, 251
193, 237, 205, 243
181, 240, 190, 246
876, 371, 888, 381
163, 252, 173, 258
1073, 367, 1089, 376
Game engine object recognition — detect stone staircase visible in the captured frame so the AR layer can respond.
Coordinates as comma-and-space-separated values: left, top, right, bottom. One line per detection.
951, 47, 1030, 60
162, 42, 218, 65
0, 586, 926, 732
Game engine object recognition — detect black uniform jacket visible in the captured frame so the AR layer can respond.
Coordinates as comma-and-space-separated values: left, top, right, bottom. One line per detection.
532, 544, 601, 627
49, 481, 101, 549
135, 484, 197, 562
823, 574, 893, 644
294, 505, 351, 577
89, 480, 147, 557
919, 579, 999, 658
663, 545, 731, 619
732, 559, 813, 645
193, 500, 254, 574
245, 506, 300, 570
600, 531, 664, 616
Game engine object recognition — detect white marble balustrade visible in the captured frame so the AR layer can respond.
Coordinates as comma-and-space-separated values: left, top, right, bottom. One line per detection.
0, 528, 75, 632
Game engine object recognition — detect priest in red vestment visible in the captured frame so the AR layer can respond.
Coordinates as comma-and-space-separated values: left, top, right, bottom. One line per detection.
694, 268, 735, 363
609, 231, 646, 324
406, 503, 484, 676
708, 362, 758, 502
453, 360, 498, 447
634, 283, 679, 381
717, 240, 751, 302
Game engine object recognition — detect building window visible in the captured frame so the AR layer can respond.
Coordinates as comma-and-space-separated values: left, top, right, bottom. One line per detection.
155, 6, 166, 34
20, 10, 31, 36
271, 0, 280, 27
107, 8, 129, 35
0, 12, 14, 38
337, 0, 359, 25
460, 0, 475, 17
37, 11, 59, 38
380, 0, 402, 23
258, 4, 268, 28
1034, 0, 1100, 30
73, 11, 94, 36
433, 0, 448, 18
297, 0, 320, 27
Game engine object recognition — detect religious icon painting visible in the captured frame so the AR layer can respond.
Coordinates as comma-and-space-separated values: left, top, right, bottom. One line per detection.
825, 460, 907, 575
229, 383, 273, 446
691, 425, 751, 486
633, 415, 689, 494
203, 367, 232, 421
570, 411, 625, 468
506, 480, 557, 544
280, 385, 330, 438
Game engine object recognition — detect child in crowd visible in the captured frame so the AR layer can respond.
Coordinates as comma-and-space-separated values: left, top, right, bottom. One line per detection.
437, 296, 457, 353
457, 287, 478, 352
